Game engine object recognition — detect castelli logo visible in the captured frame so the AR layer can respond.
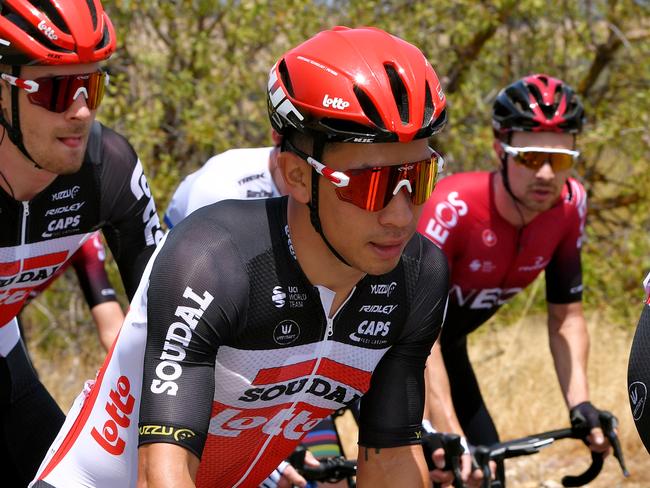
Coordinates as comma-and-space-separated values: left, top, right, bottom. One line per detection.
91, 375, 135, 455
482, 229, 497, 247
38, 20, 58, 41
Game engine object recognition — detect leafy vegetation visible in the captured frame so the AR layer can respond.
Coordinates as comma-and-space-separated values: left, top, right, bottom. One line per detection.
22, 0, 650, 355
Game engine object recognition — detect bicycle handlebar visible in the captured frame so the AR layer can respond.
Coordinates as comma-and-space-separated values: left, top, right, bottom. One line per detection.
287, 445, 356, 484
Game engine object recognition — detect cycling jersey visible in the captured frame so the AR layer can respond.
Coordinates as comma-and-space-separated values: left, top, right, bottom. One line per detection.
0, 121, 162, 486
0, 121, 163, 352
30, 232, 117, 307
418, 171, 586, 341
417, 170, 586, 450
31, 196, 449, 488
164, 147, 280, 228
629, 303, 650, 453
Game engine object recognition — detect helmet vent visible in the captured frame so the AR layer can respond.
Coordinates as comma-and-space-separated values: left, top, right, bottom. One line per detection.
353, 85, 385, 130
421, 82, 434, 129
86, 0, 98, 29
38, 1, 71, 35
384, 64, 409, 124
278, 59, 295, 97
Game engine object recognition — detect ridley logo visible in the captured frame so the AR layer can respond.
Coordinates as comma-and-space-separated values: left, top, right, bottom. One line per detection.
322, 94, 350, 110
370, 282, 397, 297
358, 304, 398, 315
630, 381, 647, 421
90, 375, 135, 455
272, 286, 286, 308
38, 20, 58, 40
273, 319, 300, 345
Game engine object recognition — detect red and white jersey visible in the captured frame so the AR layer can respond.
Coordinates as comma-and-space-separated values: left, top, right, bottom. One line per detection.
418, 171, 586, 340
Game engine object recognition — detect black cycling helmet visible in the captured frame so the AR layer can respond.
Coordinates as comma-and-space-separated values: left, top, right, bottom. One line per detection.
492, 74, 585, 138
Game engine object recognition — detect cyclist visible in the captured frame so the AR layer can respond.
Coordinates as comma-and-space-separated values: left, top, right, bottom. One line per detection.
418, 74, 611, 484
0, 1, 162, 485
31, 26, 450, 488
628, 284, 650, 453
25, 232, 123, 351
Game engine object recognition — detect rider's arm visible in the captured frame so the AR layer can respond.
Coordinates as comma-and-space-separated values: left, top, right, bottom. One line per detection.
137, 213, 246, 486
357, 444, 429, 487
424, 341, 465, 435
547, 301, 590, 408
356, 237, 448, 486
138, 443, 200, 488
97, 126, 163, 300
90, 301, 124, 351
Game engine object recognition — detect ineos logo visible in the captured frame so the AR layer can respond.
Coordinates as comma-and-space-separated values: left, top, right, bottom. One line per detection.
273, 320, 300, 345
423, 191, 469, 245
272, 286, 286, 308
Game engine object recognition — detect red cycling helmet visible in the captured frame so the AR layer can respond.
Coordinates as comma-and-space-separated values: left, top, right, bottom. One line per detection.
0, 0, 116, 65
492, 74, 585, 137
267, 26, 447, 145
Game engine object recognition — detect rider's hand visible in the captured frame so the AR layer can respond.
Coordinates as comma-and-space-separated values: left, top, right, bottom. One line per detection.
429, 449, 471, 486
570, 401, 612, 456
261, 451, 320, 488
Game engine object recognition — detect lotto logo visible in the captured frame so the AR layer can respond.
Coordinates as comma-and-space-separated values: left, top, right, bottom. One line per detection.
209, 407, 323, 440
38, 20, 58, 40
322, 94, 350, 110
91, 376, 135, 455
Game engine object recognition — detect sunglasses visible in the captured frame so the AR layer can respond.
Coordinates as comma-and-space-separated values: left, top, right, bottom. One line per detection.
0, 71, 109, 113
285, 139, 442, 212
501, 142, 580, 172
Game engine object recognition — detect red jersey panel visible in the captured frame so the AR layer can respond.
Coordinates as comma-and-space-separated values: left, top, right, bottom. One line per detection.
418, 171, 586, 340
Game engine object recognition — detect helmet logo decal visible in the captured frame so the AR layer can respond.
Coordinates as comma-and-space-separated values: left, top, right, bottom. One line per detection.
0, 38, 10, 47
268, 65, 304, 128
73, 87, 89, 101
38, 20, 58, 41
322, 94, 350, 111
392, 179, 412, 196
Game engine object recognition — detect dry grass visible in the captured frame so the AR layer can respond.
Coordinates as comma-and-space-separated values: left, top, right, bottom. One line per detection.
31, 313, 648, 487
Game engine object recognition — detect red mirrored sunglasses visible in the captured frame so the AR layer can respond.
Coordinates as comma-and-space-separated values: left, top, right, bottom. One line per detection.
0, 71, 109, 113
285, 139, 442, 212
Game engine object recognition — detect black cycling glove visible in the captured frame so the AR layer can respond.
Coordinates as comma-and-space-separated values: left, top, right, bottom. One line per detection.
570, 401, 601, 443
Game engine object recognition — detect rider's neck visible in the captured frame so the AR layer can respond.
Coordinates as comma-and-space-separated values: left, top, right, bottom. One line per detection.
0, 141, 57, 201
287, 198, 364, 314
492, 171, 541, 227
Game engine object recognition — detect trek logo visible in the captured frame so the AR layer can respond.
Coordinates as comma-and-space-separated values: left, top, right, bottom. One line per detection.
38, 20, 58, 40
45, 201, 85, 216
150, 287, 214, 396
239, 377, 360, 405
41, 215, 81, 238
139, 425, 196, 442
90, 375, 135, 456
322, 94, 350, 111
272, 286, 286, 308
268, 64, 304, 129
370, 282, 397, 297
130, 160, 164, 246
51, 186, 80, 201
630, 381, 647, 421
423, 191, 468, 245
273, 319, 300, 345
209, 407, 324, 440
349, 320, 391, 344
358, 304, 398, 315
450, 285, 522, 310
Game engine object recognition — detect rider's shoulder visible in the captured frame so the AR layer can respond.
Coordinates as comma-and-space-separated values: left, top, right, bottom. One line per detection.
93, 123, 139, 168
429, 171, 491, 201
562, 177, 588, 210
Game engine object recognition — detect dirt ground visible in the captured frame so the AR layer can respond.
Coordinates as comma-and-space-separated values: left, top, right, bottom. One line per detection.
34, 312, 648, 487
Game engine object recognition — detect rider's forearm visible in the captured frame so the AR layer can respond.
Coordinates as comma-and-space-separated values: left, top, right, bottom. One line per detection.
356, 444, 429, 487
424, 342, 465, 435
91, 301, 124, 351
547, 302, 590, 408
137, 443, 199, 488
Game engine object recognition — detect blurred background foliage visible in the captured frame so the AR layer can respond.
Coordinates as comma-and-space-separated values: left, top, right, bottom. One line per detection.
23, 0, 650, 356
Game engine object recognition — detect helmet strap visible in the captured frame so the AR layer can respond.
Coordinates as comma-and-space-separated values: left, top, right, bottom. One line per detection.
0, 66, 42, 170
306, 136, 352, 268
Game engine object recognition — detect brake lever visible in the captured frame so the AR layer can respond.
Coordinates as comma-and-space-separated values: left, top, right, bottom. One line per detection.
599, 411, 630, 477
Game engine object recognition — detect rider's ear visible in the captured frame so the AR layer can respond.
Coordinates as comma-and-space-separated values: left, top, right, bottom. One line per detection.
277, 151, 311, 204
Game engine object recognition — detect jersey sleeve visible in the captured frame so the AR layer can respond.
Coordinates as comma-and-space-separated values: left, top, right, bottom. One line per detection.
357, 238, 449, 448
163, 176, 192, 229
138, 210, 249, 458
545, 180, 587, 304
98, 126, 164, 300
70, 232, 117, 308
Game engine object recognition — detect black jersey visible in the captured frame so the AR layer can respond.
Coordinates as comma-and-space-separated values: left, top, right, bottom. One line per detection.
0, 122, 163, 329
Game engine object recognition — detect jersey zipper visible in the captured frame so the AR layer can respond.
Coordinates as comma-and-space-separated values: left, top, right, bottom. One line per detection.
19, 202, 29, 272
